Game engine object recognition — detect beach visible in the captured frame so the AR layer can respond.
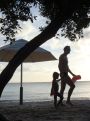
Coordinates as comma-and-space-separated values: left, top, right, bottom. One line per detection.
0, 82, 90, 121
0, 99, 90, 121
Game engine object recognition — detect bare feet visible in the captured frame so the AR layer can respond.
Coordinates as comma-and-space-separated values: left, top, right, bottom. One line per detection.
66, 101, 73, 106
57, 100, 65, 107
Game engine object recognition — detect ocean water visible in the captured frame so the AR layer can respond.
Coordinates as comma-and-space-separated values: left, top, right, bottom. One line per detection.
1, 81, 90, 102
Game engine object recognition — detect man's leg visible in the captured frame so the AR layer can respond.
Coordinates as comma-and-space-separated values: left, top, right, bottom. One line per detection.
66, 76, 75, 105
57, 80, 66, 106
60, 80, 66, 101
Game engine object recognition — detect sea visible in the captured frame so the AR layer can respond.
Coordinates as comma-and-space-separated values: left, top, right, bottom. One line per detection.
1, 81, 90, 102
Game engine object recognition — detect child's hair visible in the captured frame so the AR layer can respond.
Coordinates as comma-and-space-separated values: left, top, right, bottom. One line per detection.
53, 72, 59, 79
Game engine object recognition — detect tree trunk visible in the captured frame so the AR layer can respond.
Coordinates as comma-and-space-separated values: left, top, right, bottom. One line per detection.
0, 15, 69, 97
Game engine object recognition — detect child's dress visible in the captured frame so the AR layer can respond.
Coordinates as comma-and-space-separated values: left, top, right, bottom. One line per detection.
50, 80, 59, 96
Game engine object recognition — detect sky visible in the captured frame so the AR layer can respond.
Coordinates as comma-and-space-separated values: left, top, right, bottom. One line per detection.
0, 7, 90, 83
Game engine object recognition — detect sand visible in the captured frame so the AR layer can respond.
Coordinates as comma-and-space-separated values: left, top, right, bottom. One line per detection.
0, 99, 90, 121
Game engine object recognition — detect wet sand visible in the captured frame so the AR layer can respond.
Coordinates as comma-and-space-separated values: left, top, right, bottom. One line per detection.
0, 99, 90, 121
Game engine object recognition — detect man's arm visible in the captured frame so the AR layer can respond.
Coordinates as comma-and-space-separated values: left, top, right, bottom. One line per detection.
68, 68, 76, 76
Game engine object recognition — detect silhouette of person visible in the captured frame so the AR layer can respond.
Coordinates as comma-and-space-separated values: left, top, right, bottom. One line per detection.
50, 72, 61, 108
58, 46, 76, 106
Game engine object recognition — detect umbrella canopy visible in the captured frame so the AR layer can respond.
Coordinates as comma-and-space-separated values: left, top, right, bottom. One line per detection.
0, 39, 56, 62
0, 39, 57, 104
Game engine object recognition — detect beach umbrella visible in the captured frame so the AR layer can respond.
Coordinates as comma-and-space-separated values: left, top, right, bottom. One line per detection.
0, 39, 57, 104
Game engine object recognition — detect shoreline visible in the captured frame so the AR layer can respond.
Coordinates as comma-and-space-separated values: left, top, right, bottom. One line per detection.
0, 98, 90, 121
0, 96, 90, 103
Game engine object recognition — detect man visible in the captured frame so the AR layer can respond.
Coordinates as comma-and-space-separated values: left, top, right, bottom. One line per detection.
58, 46, 76, 105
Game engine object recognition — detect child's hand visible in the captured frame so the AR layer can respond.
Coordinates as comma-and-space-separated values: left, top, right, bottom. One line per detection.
57, 79, 61, 82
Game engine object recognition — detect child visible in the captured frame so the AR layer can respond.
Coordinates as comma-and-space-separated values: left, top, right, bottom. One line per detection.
50, 72, 61, 108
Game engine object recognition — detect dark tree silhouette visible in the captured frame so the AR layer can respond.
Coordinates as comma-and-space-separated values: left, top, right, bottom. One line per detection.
0, 0, 90, 96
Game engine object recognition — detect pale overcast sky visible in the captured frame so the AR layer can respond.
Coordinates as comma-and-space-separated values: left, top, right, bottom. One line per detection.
0, 8, 90, 83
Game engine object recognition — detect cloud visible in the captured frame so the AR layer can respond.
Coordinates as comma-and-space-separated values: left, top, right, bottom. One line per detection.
16, 20, 40, 41
83, 27, 90, 39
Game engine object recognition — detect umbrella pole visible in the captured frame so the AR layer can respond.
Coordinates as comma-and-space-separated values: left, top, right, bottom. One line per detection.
20, 63, 23, 105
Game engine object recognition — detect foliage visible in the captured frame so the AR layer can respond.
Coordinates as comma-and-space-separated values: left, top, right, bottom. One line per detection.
0, 0, 37, 42
0, 0, 90, 42
38, 0, 90, 41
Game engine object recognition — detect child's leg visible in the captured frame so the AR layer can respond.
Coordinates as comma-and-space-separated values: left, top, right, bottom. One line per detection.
58, 92, 63, 100
57, 92, 65, 106
54, 95, 57, 108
